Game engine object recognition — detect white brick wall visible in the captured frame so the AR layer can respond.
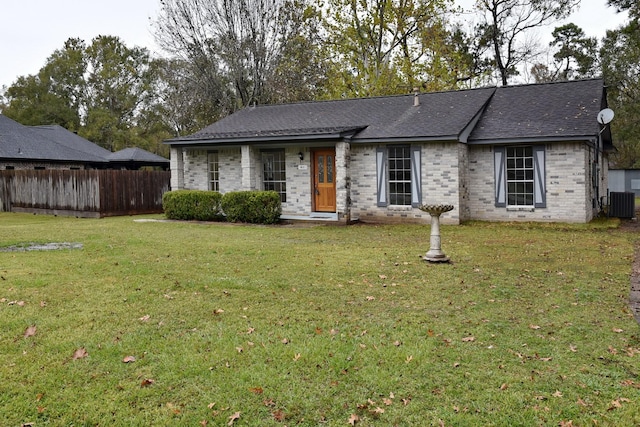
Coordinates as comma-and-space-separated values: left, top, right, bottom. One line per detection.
350, 142, 462, 224
467, 142, 592, 222
171, 140, 603, 224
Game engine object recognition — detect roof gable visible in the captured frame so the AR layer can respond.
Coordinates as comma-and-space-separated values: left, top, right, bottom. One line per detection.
469, 79, 606, 143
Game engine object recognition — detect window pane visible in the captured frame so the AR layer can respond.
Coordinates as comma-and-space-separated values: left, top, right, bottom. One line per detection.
505, 146, 534, 206
318, 156, 324, 183
387, 145, 412, 206
208, 152, 219, 192
262, 150, 286, 202
327, 156, 333, 183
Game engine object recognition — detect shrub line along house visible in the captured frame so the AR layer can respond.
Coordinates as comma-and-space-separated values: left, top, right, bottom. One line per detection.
165, 79, 613, 224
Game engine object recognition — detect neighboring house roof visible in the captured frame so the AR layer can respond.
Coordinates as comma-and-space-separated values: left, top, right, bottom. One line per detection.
108, 147, 170, 164
0, 115, 106, 163
0, 114, 169, 167
166, 79, 611, 148
468, 79, 609, 145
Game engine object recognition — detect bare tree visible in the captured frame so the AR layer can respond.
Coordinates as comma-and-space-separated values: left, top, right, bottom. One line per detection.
474, 0, 579, 85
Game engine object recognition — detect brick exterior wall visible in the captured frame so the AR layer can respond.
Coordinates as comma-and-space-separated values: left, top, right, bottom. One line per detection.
170, 140, 606, 224
467, 142, 595, 223
350, 142, 462, 225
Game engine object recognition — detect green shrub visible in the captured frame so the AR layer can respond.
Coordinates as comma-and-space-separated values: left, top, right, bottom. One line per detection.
221, 191, 282, 224
162, 190, 224, 221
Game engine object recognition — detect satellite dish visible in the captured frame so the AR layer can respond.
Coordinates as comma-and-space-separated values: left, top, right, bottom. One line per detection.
597, 108, 615, 125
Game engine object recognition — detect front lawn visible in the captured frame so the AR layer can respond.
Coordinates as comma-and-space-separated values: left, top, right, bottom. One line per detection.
0, 213, 638, 426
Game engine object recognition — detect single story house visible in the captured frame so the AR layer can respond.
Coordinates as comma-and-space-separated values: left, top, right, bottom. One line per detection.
0, 114, 169, 170
165, 79, 613, 224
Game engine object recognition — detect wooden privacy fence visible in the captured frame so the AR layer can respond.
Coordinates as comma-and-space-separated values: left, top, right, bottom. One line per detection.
0, 170, 170, 218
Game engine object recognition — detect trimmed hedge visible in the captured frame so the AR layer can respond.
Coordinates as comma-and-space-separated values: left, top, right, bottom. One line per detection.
162, 190, 224, 221
162, 190, 282, 224
221, 191, 282, 224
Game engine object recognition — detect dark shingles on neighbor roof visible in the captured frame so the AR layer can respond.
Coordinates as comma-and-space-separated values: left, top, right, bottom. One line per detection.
0, 115, 106, 163
1, 114, 169, 166
172, 86, 497, 143
108, 147, 170, 164
468, 79, 605, 142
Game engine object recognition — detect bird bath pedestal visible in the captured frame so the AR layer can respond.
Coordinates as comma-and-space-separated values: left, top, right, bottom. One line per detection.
419, 204, 454, 263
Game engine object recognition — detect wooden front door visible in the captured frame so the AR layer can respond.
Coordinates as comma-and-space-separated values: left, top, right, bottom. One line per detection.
313, 149, 336, 212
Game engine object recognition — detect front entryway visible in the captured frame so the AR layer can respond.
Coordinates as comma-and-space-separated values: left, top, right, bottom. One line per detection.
312, 149, 336, 212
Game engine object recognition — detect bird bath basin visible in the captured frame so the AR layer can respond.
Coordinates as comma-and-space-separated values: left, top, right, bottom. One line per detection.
419, 204, 454, 263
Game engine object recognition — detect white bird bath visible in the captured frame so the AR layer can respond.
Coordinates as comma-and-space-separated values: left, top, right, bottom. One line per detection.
419, 204, 454, 263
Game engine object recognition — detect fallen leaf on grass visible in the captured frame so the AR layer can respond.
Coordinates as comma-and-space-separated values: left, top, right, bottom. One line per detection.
139, 315, 150, 322
529, 324, 541, 330
293, 353, 301, 361
24, 325, 37, 338
122, 356, 136, 363
383, 397, 393, 406
208, 402, 216, 409
348, 413, 359, 425
272, 409, 285, 421
72, 347, 88, 360
612, 328, 624, 333
141, 378, 155, 387
552, 390, 563, 398
249, 387, 263, 394
228, 411, 240, 425
213, 309, 224, 315
462, 336, 475, 342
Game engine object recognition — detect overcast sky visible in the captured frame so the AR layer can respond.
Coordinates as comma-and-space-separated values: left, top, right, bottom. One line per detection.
0, 0, 630, 90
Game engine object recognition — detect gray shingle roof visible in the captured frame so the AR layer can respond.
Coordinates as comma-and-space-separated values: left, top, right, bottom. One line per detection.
0, 115, 106, 163
1, 114, 168, 166
167, 79, 608, 147
468, 79, 605, 143
109, 147, 169, 164
169, 87, 497, 144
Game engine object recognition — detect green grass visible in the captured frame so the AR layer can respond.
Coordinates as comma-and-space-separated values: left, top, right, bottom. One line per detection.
1, 213, 639, 426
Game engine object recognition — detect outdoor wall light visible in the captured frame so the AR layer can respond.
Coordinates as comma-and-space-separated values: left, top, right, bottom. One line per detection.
298, 152, 304, 161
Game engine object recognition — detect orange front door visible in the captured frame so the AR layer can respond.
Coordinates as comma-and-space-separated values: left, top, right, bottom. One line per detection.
313, 149, 336, 212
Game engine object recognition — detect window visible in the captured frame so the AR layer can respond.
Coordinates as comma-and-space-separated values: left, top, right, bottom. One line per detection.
506, 146, 534, 206
376, 145, 421, 207
494, 145, 545, 208
262, 150, 286, 202
208, 151, 219, 191
388, 146, 412, 205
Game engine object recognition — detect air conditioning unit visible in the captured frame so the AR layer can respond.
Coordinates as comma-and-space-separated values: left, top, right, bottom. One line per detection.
609, 192, 635, 218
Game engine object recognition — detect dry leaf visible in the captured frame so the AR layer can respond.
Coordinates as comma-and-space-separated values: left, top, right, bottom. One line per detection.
213, 309, 224, 315
529, 324, 541, 330
208, 402, 216, 409
72, 347, 88, 360
373, 407, 385, 414
462, 336, 475, 342
281, 338, 289, 344
228, 411, 240, 425
122, 356, 136, 363
612, 328, 624, 333
552, 390, 563, 398
273, 409, 285, 421
247, 327, 255, 334
405, 355, 413, 363
236, 347, 243, 353
141, 378, 155, 387
293, 353, 301, 361
348, 413, 359, 425
500, 383, 509, 390
383, 398, 393, 406
249, 387, 263, 394
139, 315, 150, 322
24, 325, 37, 338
